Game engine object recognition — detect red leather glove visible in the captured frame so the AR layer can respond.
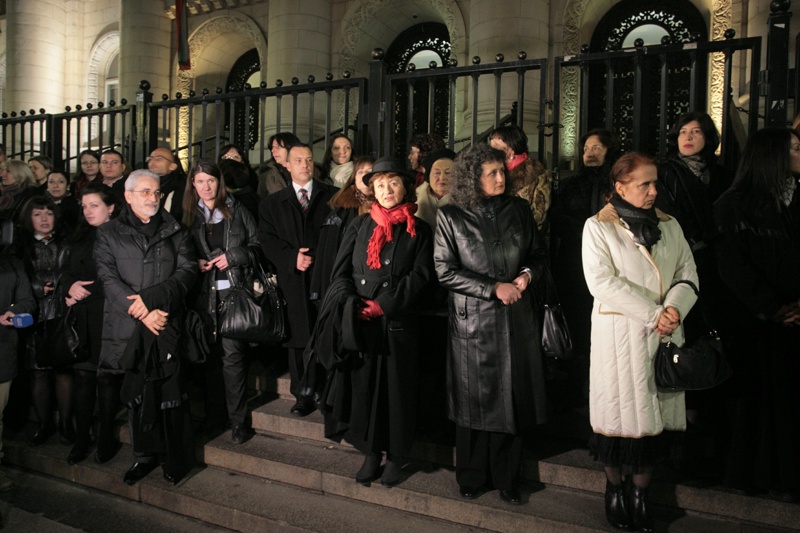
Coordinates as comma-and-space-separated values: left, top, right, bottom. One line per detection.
358, 299, 384, 321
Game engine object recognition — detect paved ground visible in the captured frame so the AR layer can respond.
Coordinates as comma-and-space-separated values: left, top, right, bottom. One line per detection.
0, 466, 231, 533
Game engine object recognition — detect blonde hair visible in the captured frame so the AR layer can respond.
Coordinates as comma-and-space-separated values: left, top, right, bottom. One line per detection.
6, 160, 37, 187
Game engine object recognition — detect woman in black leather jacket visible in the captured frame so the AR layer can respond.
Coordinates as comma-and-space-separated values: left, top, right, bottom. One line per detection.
183, 159, 260, 444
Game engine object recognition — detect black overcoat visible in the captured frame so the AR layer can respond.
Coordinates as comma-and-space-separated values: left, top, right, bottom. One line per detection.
0, 255, 35, 381
435, 195, 548, 434
258, 180, 336, 348
329, 213, 433, 455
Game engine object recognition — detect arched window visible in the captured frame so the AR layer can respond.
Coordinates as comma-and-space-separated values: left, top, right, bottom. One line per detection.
105, 54, 119, 106
225, 48, 261, 150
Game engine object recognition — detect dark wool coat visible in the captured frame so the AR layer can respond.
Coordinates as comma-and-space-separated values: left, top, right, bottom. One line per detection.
258, 180, 336, 348
714, 190, 800, 493
328, 213, 434, 455
94, 207, 197, 374
188, 197, 260, 333
0, 255, 35, 381
435, 195, 548, 434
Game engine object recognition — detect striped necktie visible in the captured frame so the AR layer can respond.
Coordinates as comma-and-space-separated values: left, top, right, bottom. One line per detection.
298, 188, 309, 212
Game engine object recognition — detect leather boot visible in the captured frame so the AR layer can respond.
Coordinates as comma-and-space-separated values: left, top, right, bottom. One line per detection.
629, 485, 655, 533
604, 480, 631, 530
355, 452, 382, 484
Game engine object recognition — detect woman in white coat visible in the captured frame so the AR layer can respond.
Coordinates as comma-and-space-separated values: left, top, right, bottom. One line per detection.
582, 152, 698, 532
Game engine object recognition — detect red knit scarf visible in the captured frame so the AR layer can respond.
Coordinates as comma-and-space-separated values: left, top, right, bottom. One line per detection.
366, 202, 417, 269
507, 152, 528, 171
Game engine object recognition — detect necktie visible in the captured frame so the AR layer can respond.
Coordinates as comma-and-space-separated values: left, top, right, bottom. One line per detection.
298, 188, 309, 212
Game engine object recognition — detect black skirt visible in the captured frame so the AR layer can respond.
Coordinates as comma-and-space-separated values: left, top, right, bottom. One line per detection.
588, 431, 672, 473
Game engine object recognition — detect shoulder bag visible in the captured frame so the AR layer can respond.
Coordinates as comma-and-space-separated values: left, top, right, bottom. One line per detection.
34, 276, 83, 368
655, 280, 731, 391
540, 267, 574, 360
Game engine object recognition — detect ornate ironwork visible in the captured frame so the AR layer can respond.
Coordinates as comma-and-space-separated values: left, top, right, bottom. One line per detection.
225, 48, 260, 150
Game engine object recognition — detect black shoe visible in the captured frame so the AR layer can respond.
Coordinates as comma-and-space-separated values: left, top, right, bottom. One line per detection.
67, 442, 90, 465
29, 422, 56, 446
605, 480, 631, 529
59, 421, 76, 446
498, 488, 522, 505
290, 398, 315, 417
380, 457, 402, 487
459, 485, 479, 500
355, 452, 382, 484
94, 441, 120, 464
231, 425, 247, 444
123, 462, 158, 486
629, 485, 655, 533
162, 466, 176, 484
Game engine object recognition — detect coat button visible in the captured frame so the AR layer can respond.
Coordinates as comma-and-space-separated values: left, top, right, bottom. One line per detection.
382, 282, 388, 287
384, 259, 391, 265
458, 311, 466, 317
360, 279, 366, 285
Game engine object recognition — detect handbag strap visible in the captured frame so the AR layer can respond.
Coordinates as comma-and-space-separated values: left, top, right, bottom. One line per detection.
667, 279, 718, 336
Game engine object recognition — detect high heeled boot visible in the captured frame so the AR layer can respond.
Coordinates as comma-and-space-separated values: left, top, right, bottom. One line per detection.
629, 485, 655, 533
604, 479, 631, 529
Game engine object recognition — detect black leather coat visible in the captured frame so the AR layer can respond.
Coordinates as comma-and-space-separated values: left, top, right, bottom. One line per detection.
188, 197, 260, 332
435, 195, 548, 433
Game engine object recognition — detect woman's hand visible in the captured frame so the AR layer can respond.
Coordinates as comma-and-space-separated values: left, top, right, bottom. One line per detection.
207, 254, 230, 271
655, 306, 681, 336
0, 311, 13, 326
65, 297, 77, 307
126, 294, 150, 320
43, 281, 54, 295
68, 280, 93, 300
494, 282, 522, 305
358, 299, 383, 320
512, 272, 531, 292
198, 259, 211, 272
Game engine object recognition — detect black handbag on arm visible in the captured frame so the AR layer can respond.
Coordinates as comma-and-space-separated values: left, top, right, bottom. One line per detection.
540, 267, 574, 360
655, 280, 731, 391
34, 275, 83, 368
218, 249, 286, 344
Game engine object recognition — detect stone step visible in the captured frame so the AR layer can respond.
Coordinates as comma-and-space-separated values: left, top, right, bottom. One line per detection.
249, 398, 800, 530
202, 428, 785, 533
1, 438, 490, 533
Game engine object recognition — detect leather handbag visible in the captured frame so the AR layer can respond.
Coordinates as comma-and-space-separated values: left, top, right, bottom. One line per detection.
655, 280, 731, 391
34, 276, 83, 367
218, 249, 286, 344
540, 267, 573, 360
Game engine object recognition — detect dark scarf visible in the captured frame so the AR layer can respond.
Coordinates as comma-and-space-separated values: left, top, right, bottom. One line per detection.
0, 183, 26, 210
366, 202, 417, 269
679, 154, 710, 185
610, 195, 662, 251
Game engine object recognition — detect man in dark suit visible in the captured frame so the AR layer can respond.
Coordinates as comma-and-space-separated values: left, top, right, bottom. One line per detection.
258, 143, 336, 416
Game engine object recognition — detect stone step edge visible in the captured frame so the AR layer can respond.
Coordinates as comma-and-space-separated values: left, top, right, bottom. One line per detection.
208, 426, 800, 532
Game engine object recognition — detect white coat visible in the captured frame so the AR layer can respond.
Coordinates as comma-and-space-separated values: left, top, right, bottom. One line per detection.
582, 204, 698, 438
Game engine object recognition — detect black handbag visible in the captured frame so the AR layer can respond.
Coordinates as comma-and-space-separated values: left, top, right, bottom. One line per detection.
655, 280, 731, 391
218, 250, 286, 344
540, 267, 573, 360
34, 276, 83, 367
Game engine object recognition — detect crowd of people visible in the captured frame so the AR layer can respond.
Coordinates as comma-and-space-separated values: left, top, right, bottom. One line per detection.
0, 113, 798, 531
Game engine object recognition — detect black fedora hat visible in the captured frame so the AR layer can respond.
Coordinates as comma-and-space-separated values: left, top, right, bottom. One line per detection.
361, 156, 415, 186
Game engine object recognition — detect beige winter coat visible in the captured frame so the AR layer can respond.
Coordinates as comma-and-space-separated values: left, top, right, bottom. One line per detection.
582, 204, 698, 438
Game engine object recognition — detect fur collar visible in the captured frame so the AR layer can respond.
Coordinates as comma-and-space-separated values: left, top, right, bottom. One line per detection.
596, 202, 670, 223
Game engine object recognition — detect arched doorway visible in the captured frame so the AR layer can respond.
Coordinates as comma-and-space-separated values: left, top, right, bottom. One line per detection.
225, 48, 260, 150
384, 22, 451, 157
586, 0, 707, 155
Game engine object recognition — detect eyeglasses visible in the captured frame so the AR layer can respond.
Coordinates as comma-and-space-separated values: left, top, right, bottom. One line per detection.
146, 155, 174, 164
132, 189, 162, 200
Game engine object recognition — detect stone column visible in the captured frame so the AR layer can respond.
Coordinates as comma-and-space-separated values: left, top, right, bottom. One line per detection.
119, 0, 172, 103
468, 0, 550, 157
5, 0, 66, 115
266, 0, 332, 149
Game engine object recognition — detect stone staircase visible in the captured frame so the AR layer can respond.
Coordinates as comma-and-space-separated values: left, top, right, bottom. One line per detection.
4, 366, 799, 532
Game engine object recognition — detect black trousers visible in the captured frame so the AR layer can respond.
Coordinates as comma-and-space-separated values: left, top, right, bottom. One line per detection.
220, 336, 249, 426
455, 425, 523, 491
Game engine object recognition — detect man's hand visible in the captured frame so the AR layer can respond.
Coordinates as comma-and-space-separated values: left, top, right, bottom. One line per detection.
0, 311, 13, 327
296, 247, 313, 271
494, 282, 522, 305
126, 294, 150, 320
142, 309, 169, 336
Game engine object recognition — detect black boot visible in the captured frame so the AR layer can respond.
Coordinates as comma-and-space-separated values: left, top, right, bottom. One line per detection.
355, 452, 382, 484
629, 485, 655, 533
605, 480, 631, 530
95, 374, 121, 464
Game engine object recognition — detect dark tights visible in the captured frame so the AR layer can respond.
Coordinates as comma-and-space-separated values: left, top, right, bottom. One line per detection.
96, 373, 122, 452
30, 369, 73, 430
73, 370, 97, 447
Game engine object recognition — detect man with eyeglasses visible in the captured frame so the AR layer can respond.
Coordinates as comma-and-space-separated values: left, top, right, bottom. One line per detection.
146, 147, 186, 225
100, 149, 127, 197
94, 169, 197, 486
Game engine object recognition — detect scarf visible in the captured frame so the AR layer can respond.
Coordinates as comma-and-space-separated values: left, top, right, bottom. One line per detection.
0, 183, 25, 211
679, 154, 711, 185
507, 152, 528, 172
366, 202, 417, 269
609, 195, 662, 251
330, 161, 354, 188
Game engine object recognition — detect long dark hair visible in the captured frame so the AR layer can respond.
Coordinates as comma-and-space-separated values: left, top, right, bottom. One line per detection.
666, 111, 720, 163
449, 144, 507, 210
321, 133, 353, 171
720, 128, 799, 212
183, 158, 231, 227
